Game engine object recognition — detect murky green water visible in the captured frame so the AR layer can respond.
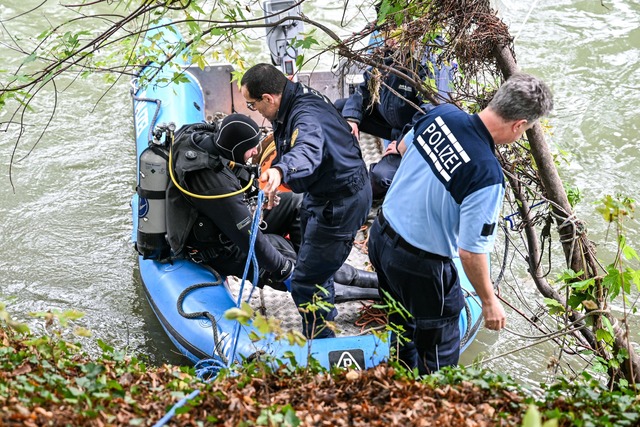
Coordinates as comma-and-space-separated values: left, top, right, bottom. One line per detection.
1, 0, 638, 382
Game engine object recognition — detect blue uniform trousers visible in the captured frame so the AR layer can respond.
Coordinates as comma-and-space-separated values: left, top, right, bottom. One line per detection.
291, 184, 372, 338
367, 214, 463, 374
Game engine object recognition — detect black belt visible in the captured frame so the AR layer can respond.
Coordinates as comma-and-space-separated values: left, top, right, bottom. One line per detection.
378, 210, 450, 261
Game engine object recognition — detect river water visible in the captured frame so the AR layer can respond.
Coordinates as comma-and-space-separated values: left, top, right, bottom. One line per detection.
1, 0, 638, 386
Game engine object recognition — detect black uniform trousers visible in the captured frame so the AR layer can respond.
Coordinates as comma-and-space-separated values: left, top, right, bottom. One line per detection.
292, 183, 372, 339
367, 214, 464, 374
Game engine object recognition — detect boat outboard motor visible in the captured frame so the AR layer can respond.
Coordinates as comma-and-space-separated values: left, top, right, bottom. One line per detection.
263, 0, 303, 80
136, 123, 175, 260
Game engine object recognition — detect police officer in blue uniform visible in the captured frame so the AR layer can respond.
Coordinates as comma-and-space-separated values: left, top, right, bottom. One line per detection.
367, 73, 554, 374
241, 63, 373, 339
335, 35, 455, 199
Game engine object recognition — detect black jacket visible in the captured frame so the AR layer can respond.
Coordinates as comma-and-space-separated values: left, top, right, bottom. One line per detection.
341, 37, 455, 141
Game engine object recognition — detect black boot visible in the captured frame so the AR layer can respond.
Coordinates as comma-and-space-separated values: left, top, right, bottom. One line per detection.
351, 270, 379, 289
334, 264, 379, 289
334, 283, 380, 303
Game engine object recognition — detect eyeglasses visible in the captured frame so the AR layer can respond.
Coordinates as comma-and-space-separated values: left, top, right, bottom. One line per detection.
246, 96, 263, 111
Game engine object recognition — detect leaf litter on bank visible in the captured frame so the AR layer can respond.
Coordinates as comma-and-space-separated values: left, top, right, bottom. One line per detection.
2, 325, 639, 426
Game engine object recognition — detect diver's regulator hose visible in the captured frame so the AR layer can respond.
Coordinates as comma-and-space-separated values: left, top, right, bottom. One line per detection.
167, 130, 257, 200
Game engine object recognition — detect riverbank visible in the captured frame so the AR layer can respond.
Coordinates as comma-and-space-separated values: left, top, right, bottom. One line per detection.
2, 310, 638, 426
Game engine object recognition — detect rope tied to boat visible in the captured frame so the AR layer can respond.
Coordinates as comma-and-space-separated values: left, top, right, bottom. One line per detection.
154, 191, 265, 427
175, 271, 228, 366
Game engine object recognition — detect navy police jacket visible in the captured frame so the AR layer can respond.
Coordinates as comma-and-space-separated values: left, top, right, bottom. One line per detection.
342, 38, 454, 141
272, 80, 368, 198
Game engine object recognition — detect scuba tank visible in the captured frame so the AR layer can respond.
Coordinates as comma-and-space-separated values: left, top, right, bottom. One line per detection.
136, 123, 175, 260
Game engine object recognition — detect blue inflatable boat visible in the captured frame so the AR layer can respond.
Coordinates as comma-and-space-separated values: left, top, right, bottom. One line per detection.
129, 17, 483, 372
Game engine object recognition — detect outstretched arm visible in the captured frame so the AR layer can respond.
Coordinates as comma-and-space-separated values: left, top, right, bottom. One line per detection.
458, 248, 506, 331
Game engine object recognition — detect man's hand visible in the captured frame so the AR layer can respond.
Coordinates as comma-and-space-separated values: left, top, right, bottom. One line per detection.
481, 295, 507, 331
383, 140, 399, 157
347, 120, 360, 140
258, 258, 295, 292
459, 248, 507, 331
260, 167, 282, 209
274, 259, 295, 291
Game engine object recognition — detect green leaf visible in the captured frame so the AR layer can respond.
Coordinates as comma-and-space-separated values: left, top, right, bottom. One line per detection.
294, 34, 319, 50
74, 327, 92, 337
194, 54, 206, 70
67, 386, 85, 397
602, 264, 624, 299
630, 268, 640, 292
622, 243, 639, 261
522, 405, 542, 427
596, 327, 613, 344
569, 277, 595, 292
283, 405, 301, 426
253, 313, 270, 334
91, 392, 111, 399
22, 53, 38, 65
557, 268, 584, 281
10, 321, 31, 334
191, 3, 206, 14
248, 331, 262, 342
36, 29, 52, 40
543, 298, 565, 315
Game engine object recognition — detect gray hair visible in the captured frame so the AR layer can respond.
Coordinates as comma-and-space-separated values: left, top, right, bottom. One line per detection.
488, 73, 554, 123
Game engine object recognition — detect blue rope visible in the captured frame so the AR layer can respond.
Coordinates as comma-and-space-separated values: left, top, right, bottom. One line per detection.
153, 191, 265, 427
153, 389, 201, 427
194, 358, 227, 382
503, 201, 546, 230
229, 190, 264, 364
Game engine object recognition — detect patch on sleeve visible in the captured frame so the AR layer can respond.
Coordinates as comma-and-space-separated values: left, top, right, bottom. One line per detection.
481, 222, 496, 237
237, 216, 252, 230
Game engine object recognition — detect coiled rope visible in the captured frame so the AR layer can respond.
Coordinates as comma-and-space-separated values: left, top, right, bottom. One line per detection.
175, 271, 228, 366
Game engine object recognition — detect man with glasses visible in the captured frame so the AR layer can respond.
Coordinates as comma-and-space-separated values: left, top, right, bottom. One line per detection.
246, 97, 262, 111
240, 63, 372, 339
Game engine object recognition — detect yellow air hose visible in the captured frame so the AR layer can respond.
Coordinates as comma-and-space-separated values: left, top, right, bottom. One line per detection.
168, 132, 256, 199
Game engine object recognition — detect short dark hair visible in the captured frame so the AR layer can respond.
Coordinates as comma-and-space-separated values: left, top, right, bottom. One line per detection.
489, 73, 554, 123
240, 63, 289, 99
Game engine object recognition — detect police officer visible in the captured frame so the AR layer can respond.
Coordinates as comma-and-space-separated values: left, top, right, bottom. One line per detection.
335, 35, 455, 200
166, 113, 378, 298
367, 73, 554, 374
240, 64, 373, 339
